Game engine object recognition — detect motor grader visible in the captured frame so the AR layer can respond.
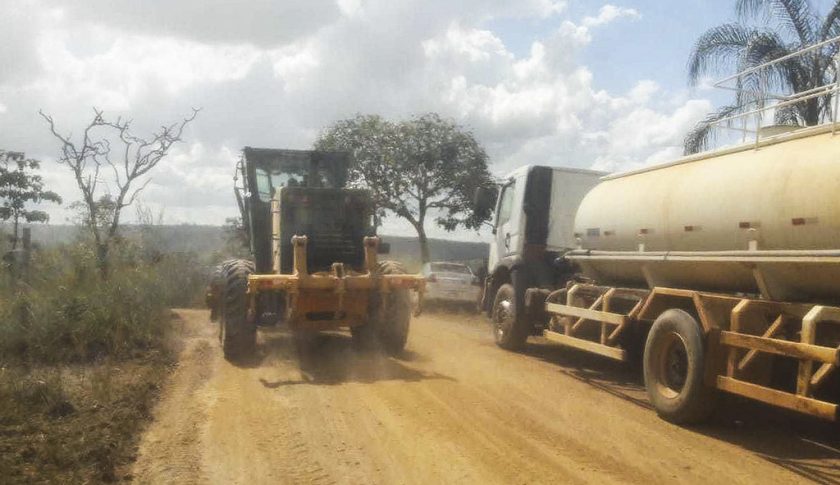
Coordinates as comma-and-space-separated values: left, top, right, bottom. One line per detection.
209, 147, 425, 359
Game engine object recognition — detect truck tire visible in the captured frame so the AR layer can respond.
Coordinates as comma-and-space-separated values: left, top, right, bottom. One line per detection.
353, 261, 411, 354
643, 309, 717, 424
220, 259, 256, 360
492, 283, 528, 350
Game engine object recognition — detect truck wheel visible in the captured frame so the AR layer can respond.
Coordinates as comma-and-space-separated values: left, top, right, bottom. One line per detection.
643, 309, 717, 424
220, 259, 256, 360
492, 283, 528, 350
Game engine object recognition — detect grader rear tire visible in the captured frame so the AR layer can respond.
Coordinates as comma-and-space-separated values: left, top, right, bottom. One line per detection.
220, 259, 256, 360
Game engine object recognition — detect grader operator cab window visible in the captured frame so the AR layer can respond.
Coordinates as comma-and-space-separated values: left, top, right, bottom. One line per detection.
250, 150, 349, 202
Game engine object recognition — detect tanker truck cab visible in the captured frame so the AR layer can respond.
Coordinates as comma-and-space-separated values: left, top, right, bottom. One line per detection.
483, 165, 605, 350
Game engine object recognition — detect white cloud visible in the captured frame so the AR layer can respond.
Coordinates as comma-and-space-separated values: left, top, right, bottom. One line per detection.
337, 0, 364, 18
628, 80, 659, 103
591, 99, 713, 172
32, 28, 262, 111
38, 0, 341, 47
0, 1, 711, 241
582, 4, 641, 28
528, 0, 568, 18
270, 42, 321, 92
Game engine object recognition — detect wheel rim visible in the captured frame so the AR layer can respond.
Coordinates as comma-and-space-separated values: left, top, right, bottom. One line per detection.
656, 331, 688, 399
493, 297, 513, 341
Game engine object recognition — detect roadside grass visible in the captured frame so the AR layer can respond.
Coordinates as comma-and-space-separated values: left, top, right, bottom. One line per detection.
0, 236, 209, 483
0, 354, 171, 483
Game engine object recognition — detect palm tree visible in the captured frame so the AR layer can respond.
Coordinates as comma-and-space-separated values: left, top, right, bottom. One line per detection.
684, 0, 840, 154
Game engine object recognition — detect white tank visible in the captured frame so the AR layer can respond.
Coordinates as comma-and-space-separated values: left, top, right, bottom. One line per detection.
567, 125, 840, 303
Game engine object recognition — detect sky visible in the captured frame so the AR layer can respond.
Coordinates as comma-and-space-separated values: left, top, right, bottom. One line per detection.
0, 0, 808, 241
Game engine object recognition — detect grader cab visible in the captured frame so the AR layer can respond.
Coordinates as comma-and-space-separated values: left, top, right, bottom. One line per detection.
211, 147, 425, 359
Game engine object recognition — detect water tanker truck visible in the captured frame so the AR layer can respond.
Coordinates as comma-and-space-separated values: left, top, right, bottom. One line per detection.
478, 124, 840, 424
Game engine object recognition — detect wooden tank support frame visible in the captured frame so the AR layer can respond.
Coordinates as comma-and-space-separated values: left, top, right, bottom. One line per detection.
543, 283, 647, 362
543, 283, 840, 421
247, 236, 425, 329
719, 302, 840, 420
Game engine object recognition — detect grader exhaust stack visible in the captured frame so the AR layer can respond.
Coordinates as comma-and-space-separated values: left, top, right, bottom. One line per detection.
209, 148, 424, 359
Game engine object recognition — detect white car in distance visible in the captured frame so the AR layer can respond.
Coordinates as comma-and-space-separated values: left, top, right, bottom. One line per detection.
421, 262, 480, 305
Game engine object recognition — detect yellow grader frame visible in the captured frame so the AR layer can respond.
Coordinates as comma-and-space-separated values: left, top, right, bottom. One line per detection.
247, 235, 425, 331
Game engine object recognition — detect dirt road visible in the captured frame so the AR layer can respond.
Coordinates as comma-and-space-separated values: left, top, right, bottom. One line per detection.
133, 309, 840, 484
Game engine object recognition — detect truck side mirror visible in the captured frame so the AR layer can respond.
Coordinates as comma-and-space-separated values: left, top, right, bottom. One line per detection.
377, 242, 391, 254
473, 186, 497, 216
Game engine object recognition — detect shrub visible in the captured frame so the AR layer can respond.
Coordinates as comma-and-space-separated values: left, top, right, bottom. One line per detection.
0, 239, 209, 364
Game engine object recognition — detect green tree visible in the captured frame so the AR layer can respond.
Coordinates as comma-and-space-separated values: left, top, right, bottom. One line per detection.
315, 113, 493, 262
0, 150, 62, 249
684, 0, 840, 154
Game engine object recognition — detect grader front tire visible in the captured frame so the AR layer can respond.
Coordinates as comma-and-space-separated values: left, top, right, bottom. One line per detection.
221, 259, 256, 360
377, 261, 412, 354
208, 259, 237, 322
353, 261, 411, 355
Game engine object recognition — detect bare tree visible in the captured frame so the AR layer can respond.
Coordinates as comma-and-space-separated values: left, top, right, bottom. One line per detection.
40, 107, 199, 276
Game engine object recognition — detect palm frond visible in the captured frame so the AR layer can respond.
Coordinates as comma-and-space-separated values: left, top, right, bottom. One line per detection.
734, 30, 794, 105
774, 103, 806, 124
820, 2, 840, 39
683, 105, 742, 155
736, 0, 817, 45
688, 23, 757, 85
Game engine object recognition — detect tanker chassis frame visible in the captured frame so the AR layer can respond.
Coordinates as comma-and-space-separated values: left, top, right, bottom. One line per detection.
536, 282, 840, 422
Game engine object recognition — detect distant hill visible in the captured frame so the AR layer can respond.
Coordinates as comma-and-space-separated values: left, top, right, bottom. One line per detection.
0, 224, 227, 254
1, 224, 488, 268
